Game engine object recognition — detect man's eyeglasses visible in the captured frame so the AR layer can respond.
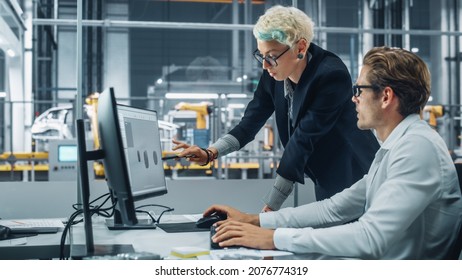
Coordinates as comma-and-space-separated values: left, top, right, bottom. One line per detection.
352, 85, 379, 97
253, 47, 291, 67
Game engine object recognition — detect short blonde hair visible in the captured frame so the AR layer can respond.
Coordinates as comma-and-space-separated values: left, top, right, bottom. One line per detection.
253, 5, 314, 47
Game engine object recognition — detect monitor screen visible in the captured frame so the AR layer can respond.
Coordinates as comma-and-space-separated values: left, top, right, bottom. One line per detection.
117, 104, 167, 199
97, 87, 167, 228
58, 145, 78, 162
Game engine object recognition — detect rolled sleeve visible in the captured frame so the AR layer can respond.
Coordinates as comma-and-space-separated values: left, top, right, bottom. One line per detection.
210, 134, 240, 157
261, 175, 294, 210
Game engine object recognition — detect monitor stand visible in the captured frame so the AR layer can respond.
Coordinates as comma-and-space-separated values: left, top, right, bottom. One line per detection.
75, 119, 135, 259
105, 219, 157, 230
105, 210, 157, 230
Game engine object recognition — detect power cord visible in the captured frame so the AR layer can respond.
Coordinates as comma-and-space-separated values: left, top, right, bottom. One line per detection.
60, 201, 174, 259
135, 204, 174, 224
60, 193, 115, 260
68, 193, 114, 224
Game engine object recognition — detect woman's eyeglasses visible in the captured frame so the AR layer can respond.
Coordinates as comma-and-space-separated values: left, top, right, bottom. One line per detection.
253, 47, 291, 67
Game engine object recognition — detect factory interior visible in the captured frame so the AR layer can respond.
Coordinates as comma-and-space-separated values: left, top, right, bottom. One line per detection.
1, 0, 461, 182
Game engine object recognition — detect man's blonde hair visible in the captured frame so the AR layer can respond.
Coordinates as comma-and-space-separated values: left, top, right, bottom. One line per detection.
253, 5, 314, 47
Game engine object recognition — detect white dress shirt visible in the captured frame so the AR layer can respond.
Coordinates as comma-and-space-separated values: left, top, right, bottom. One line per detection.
260, 114, 462, 259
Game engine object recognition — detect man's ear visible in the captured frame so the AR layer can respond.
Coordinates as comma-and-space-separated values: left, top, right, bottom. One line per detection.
381, 86, 397, 109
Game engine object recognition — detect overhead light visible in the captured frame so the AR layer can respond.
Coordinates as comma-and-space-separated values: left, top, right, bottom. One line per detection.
156, 78, 163, 84
228, 103, 245, 109
0, 92, 6, 98
165, 93, 219, 99
6, 49, 15, 57
411, 47, 419, 53
227, 93, 248, 99
236, 77, 243, 83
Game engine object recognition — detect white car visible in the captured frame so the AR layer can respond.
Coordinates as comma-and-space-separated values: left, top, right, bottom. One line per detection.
31, 105, 79, 141
31, 104, 178, 150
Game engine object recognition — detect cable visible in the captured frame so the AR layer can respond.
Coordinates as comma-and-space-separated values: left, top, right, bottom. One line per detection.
135, 209, 156, 223
72, 193, 111, 211
135, 204, 174, 223
60, 209, 82, 260
156, 208, 174, 224
135, 204, 172, 210
60, 201, 174, 258
59, 193, 115, 259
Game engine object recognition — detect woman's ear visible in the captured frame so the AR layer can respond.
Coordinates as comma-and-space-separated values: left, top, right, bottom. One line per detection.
297, 38, 308, 54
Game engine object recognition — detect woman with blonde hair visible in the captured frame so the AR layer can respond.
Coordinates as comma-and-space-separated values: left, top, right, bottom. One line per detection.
174, 5, 379, 211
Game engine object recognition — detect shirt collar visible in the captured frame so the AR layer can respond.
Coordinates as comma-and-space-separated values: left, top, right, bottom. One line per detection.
380, 114, 421, 150
283, 52, 312, 99
284, 79, 294, 99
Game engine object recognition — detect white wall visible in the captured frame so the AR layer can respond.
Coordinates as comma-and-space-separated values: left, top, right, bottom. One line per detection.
0, 179, 315, 219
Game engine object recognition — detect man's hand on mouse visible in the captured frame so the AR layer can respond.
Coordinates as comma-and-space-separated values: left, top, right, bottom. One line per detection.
203, 205, 260, 226
211, 219, 276, 250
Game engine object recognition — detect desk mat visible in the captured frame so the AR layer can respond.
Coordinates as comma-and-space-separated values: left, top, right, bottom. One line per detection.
157, 222, 210, 233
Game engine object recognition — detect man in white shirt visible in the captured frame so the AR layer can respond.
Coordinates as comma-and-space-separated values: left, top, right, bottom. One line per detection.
206, 46, 462, 259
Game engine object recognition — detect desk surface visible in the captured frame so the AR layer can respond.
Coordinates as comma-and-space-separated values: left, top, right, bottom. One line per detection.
0, 233, 68, 260
0, 215, 210, 260
0, 215, 341, 260
74, 215, 210, 258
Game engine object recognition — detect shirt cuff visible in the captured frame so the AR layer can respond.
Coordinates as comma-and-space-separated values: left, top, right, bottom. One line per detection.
260, 213, 297, 252
261, 175, 294, 210
210, 134, 240, 157
259, 212, 277, 228
273, 228, 297, 252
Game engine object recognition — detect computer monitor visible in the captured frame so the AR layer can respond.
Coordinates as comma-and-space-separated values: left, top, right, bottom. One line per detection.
96, 87, 167, 229
58, 144, 78, 162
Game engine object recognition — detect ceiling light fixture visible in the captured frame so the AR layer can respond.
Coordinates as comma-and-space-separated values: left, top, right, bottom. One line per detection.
165, 93, 219, 99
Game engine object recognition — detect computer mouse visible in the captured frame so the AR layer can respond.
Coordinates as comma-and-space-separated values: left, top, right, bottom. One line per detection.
196, 213, 227, 229
210, 225, 243, 251
210, 225, 221, 249
0, 225, 12, 240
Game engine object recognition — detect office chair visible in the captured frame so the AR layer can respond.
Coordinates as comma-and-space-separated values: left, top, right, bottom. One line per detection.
443, 163, 462, 260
